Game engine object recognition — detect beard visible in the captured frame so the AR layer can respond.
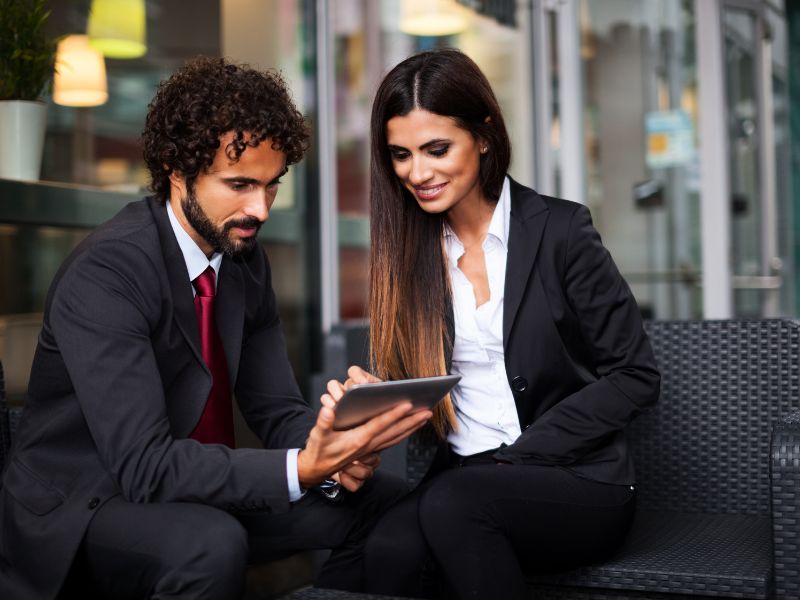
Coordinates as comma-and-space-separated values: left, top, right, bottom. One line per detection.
181, 186, 263, 257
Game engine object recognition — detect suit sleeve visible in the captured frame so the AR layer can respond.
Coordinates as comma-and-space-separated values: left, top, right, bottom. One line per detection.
495, 204, 660, 465
50, 240, 296, 513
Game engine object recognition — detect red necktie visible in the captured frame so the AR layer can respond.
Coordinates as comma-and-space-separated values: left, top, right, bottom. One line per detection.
189, 266, 235, 447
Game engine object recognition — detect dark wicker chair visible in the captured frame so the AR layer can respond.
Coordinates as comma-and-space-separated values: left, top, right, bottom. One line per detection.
406, 319, 800, 600
303, 319, 800, 599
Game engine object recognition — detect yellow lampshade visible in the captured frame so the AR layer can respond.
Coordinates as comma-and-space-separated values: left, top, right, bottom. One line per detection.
400, 0, 469, 37
53, 35, 108, 107
88, 0, 147, 59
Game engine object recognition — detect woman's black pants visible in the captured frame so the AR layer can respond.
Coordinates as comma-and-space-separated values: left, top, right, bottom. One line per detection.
364, 456, 635, 600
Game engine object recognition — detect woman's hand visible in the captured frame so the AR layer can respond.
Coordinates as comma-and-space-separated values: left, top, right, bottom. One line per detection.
320, 365, 383, 409
333, 453, 382, 490
344, 365, 383, 388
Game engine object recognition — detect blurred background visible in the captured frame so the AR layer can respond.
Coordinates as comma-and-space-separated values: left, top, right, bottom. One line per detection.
0, 0, 797, 402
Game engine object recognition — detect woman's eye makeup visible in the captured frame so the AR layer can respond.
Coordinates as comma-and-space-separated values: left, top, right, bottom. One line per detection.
389, 149, 410, 161
388, 145, 450, 160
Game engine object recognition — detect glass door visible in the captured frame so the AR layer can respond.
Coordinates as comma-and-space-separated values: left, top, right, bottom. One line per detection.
576, 0, 701, 319
723, 0, 793, 317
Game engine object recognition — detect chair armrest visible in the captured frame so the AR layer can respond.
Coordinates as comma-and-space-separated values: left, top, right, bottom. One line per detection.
771, 409, 800, 599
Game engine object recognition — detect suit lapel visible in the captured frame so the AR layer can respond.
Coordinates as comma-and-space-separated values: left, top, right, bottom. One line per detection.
150, 199, 205, 369
503, 179, 549, 351
216, 257, 245, 386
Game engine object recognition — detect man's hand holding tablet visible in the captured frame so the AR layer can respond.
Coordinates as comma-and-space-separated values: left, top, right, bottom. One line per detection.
298, 366, 441, 492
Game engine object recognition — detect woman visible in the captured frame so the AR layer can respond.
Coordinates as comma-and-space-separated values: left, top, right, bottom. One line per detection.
330, 48, 660, 599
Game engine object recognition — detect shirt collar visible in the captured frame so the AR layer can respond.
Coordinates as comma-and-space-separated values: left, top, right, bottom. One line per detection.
488, 176, 511, 251
166, 200, 223, 285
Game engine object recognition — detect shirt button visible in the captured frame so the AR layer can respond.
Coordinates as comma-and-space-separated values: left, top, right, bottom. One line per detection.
88, 497, 100, 510
511, 376, 528, 393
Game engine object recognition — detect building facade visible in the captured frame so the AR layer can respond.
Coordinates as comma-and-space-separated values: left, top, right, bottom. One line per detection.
0, 0, 795, 398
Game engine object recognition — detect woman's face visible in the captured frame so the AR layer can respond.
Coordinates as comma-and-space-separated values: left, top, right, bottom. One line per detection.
385, 108, 485, 215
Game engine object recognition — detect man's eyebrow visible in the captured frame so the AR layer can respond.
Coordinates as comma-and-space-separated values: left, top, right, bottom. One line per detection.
220, 166, 288, 187
222, 176, 261, 185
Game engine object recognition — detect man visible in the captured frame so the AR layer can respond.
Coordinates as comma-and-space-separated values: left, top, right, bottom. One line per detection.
0, 57, 430, 600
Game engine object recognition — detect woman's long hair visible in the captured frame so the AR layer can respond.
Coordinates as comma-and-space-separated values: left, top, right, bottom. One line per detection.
369, 49, 511, 438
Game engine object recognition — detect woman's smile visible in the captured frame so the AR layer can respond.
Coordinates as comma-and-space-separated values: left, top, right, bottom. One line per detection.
413, 182, 448, 200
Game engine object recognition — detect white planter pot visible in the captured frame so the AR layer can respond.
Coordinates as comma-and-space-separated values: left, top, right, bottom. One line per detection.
0, 100, 47, 181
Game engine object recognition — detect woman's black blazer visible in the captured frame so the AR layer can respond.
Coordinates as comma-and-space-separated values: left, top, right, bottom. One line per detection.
436, 177, 660, 486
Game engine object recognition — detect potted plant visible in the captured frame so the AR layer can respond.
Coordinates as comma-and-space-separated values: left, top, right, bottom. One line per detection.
0, 0, 56, 180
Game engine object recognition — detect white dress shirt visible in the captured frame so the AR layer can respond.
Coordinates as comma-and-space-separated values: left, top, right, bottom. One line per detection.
444, 177, 521, 456
166, 202, 302, 500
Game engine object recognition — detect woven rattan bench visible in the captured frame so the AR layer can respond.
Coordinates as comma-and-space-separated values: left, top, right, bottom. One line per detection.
403, 318, 799, 600
318, 319, 800, 600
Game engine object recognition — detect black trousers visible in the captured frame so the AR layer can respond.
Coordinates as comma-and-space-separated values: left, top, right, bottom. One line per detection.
364, 455, 635, 600
60, 471, 407, 600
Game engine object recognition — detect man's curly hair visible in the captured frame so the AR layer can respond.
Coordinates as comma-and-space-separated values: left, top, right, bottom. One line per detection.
142, 56, 309, 202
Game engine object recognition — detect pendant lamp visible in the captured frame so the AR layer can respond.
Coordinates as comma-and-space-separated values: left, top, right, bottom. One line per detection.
88, 0, 147, 59
400, 0, 469, 37
53, 35, 108, 107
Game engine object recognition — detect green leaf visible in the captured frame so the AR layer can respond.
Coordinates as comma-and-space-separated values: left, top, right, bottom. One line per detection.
0, 0, 56, 101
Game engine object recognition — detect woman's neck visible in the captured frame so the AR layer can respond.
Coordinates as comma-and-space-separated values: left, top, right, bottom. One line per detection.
446, 191, 495, 248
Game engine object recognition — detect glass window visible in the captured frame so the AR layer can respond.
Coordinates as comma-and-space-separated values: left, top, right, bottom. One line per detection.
1, 0, 317, 398
580, 0, 701, 319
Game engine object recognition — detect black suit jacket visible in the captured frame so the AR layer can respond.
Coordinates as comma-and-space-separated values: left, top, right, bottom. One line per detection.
428, 178, 660, 484
0, 198, 316, 600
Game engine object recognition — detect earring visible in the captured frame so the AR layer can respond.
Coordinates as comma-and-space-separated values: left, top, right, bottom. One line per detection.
480, 146, 488, 154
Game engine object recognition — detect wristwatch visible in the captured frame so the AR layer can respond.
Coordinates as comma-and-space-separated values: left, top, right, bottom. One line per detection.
316, 479, 343, 502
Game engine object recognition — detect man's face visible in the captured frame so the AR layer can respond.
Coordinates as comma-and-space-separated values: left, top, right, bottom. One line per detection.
169, 131, 287, 258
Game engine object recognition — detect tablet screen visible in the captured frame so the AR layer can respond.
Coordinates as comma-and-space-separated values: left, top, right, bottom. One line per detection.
333, 374, 460, 430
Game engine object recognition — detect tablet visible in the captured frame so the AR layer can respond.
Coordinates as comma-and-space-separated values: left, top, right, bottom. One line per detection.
332, 374, 461, 430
